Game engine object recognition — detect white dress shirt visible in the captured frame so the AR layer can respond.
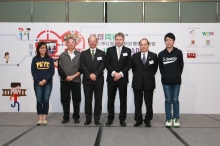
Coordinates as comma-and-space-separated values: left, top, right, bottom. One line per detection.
68, 50, 75, 60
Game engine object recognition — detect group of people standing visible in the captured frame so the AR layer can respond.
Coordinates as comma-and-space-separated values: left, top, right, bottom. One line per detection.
31, 32, 184, 128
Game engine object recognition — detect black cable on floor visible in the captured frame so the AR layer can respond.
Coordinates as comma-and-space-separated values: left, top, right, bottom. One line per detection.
168, 128, 190, 146
204, 114, 220, 123
94, 113, 107, 146
2, 113, 57, 146
154, 114, 191, 146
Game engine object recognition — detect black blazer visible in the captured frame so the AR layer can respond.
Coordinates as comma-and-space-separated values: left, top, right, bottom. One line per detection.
106, 46, 131, 83
131, 51, 158, 90
80, 48, 105, 84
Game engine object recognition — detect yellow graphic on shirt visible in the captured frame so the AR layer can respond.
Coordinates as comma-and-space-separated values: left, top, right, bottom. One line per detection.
36, 61, 50, 69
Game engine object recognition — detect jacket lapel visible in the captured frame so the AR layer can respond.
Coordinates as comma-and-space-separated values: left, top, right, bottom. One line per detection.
85, 49, 93, 62
137, 52, 144, 68
93, 48, 99, 63
113, 46, 119, 61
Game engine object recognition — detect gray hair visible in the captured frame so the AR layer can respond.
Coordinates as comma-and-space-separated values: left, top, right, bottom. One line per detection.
66, 37, 76, 44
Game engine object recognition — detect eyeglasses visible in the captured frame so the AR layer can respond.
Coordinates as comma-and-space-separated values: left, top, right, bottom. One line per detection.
39, 46, 47, 49
165, 39, 174, 42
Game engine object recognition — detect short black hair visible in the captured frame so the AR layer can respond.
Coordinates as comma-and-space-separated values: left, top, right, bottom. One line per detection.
164, 33, 175, 41
139, 38, 149, 45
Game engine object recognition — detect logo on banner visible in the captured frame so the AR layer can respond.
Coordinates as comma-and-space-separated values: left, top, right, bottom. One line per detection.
202, 32, 214, 36
90, 33, 156, 55
202, 40, 214, 48
35, 30, 86, 68
190, 30, 196, 38
206, 40, 210, 45
2, 82, 27, 112
188, 40, 199, 48
187, 53, 196, 58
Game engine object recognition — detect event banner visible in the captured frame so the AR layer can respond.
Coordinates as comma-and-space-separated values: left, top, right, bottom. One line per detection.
0, 23, 219, 113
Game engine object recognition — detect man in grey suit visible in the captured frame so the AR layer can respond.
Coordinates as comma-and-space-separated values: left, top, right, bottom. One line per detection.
80, 35, 105, 125
131, 38, 158, 127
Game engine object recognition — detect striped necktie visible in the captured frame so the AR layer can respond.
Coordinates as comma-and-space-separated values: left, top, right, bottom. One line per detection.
92, 50, 95, 61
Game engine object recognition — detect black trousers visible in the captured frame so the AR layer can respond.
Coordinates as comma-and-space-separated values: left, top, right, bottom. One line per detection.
83, 83, 103, 122
107, 82, 127, 122
133, 81, 154, 123
60, 81, 81, 120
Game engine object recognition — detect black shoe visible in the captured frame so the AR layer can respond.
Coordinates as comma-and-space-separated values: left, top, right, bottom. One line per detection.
120, 121, 126, 127
105, 121, 113, 126
62, 119, 69, 124
95, 120, 100, 125
145, 120, 151, 127
74, 119, 80, 124
134, 121, 142, 127
84, 121, 91, 125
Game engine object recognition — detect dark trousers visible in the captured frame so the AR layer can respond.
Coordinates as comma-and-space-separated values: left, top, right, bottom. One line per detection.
133, 81, 154, 123
107, 82, 127, 122
60, 81, 81, 120
83, 83, 103, 122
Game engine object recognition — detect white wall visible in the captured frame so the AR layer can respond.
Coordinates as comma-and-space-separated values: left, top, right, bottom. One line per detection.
0, 23, 219, 114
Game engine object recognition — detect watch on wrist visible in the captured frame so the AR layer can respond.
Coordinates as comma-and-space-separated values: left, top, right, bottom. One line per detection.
74, 75, 77, 78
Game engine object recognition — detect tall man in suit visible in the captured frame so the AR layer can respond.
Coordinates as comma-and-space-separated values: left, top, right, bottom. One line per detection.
80, 35, 105, 125
131, 38, 158, 127
105, 32, 131, 127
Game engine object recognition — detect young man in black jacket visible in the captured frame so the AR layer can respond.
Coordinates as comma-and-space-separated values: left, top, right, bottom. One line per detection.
158, 33, 184, 128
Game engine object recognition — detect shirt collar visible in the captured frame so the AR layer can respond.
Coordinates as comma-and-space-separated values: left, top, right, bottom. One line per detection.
116, 46, 123, 50
68, 49, 75, 54
141, 51, 148, 57
90, 48, 96, 54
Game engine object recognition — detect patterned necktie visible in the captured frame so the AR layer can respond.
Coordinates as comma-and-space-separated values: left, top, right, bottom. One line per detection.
117, 47, 121, 60
142, 54, 146, 65
92, 50, 95, 61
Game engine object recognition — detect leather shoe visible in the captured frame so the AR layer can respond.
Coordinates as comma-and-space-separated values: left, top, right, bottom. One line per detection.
84, 121, 91, 125
74, 119, 80, 124
95, 120, 100, 125
62, 119, 69, 124
134, 121, 142, 127
120, 121, 126, 127
145, 120, 151, 127
105, 121, 113, 126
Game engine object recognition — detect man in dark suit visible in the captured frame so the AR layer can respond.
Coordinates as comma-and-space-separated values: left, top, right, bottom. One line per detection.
80, 35, 105, 125
131, 38, 158, 127
105, 32, 131, 127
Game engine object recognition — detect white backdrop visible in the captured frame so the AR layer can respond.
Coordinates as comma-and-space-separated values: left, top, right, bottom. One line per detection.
0, 23, 220, 114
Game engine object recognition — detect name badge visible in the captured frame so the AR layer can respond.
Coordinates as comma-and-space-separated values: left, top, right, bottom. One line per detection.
123, 53, 128, 56
97, 57, 102, 60
149, 60, 154, 64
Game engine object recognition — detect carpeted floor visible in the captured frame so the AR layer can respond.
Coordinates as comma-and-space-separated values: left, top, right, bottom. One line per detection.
0, 113, 220, 146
